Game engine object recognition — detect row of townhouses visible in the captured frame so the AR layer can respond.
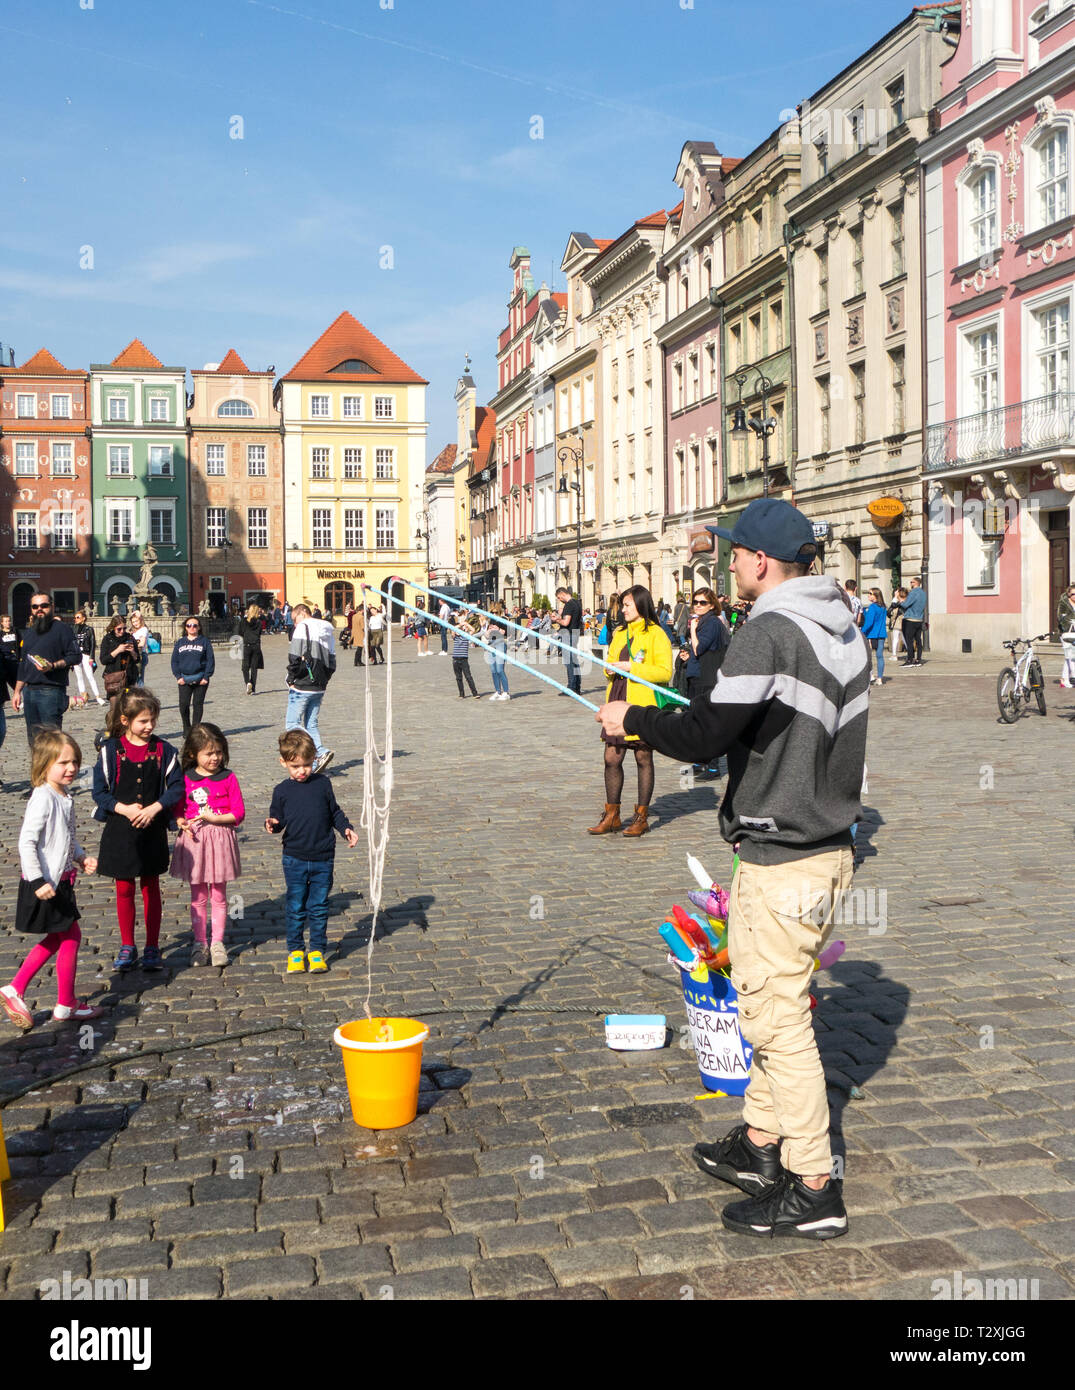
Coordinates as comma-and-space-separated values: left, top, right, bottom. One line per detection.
0, 313, 428, 626
428, 0, 1075, 652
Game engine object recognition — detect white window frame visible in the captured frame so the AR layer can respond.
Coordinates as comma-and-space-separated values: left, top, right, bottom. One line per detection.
50, 509, 75, 550
51, 442, 74, 476
311, 507, 332, 549
957, 157, 1002, 263
374, 447, 395, 479
14, 509, 38, 549
374, 506, 396, 549
344, 507, 364, 549
148, 444, 173, 477
50, 394, 71, 419
148, 500, 175, 547
246, 444, 266, 476
217, 399, 254, 418
106, 500, 135, 547
374, 395, 395, 420
342, 395, 363, 418
247, 506, 268, 549
16, 393, 36, 418
1024, 115, 1074, 234
309, 394, 330, 418
1022, 284, 1074, 401
148, 395, 170, 423
205, 443, 227, 476
960, 317, 1002, 417
343, 447, 363, 479
107, 394, 129, 422
962, 499, 1001, 594
310, 446, 331, 479
205, 507, 229, 549
108, 444, 132, 477
14, 442, 37, 476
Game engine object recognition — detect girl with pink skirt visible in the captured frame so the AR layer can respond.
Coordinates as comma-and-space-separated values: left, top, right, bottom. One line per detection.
170, 723, 244, 968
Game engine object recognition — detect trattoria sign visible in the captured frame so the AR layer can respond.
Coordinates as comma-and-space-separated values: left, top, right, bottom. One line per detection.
866, 497, 905, 526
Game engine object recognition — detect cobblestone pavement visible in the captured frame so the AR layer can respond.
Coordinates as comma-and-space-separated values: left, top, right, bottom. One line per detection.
0, 632, 1073, 1301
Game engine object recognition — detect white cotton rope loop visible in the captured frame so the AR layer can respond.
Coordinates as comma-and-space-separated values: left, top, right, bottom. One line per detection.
360, 592, 392, 1020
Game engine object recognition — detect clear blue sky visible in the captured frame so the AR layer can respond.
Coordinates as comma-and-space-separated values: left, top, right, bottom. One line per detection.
1, 0, 916, 452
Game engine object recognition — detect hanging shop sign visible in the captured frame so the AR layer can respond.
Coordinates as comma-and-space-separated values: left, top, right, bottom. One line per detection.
812, 522, 831, 541
599, 542, 638, 567
866, 497, 906, 527
581, 549, 599, 572
515, 558, 536, 573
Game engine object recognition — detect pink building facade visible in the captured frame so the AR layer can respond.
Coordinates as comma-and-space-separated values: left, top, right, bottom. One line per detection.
923, 0, 1075, 651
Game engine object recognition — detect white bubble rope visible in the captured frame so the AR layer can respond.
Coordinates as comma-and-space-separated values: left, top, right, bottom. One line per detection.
359, 587, 393, 1021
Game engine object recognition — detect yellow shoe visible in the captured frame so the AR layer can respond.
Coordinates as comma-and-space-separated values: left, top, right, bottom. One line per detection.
307, 950, 328, 973
286, 950, 306, 974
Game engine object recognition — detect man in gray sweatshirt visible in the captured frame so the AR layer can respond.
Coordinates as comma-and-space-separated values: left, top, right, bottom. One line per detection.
598, 498, 868, 1241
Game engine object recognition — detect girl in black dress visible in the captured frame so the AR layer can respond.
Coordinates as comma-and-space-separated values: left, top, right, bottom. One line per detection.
91, 689, 183, 973
0, 614, 21, 787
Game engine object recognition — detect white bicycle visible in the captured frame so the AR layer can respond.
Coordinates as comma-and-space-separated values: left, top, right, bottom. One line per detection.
996, 634, 1051, 722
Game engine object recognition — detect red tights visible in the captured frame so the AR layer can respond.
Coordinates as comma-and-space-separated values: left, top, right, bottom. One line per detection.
116, 877, 162, 948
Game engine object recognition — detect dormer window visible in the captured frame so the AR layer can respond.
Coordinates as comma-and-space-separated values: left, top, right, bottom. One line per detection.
330, 359, 377, 374
217, 399, 254, 416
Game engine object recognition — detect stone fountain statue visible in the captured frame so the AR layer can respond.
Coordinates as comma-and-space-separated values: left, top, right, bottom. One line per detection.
132, 542, 162, 618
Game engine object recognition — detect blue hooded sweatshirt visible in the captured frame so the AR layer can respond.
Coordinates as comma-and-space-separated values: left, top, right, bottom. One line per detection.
170, 634, 215, 683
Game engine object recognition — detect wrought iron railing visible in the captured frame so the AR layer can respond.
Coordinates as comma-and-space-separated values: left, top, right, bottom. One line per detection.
923, 391, 1075, 472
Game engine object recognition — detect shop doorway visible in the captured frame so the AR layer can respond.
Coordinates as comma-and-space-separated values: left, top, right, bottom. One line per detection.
323, 581, 354, 616
10, 583, 35, 629
1047, 509, 1070, 624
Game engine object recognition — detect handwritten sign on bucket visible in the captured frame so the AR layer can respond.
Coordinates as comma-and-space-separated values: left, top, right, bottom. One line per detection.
681, 970, 753, 1096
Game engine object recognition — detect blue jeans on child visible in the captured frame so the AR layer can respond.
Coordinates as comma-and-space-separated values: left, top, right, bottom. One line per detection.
282, 855, 334, 951
285, 687, 325, 755
491, 652, 509, 695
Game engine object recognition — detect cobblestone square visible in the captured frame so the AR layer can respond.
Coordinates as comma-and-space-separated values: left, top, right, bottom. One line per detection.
0, 634, 1073, 1301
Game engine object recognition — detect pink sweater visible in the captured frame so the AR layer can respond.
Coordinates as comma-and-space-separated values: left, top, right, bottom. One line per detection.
179, 770, 246, 824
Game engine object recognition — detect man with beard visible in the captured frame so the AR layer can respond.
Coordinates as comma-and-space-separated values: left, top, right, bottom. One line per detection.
11, 593, 81, 749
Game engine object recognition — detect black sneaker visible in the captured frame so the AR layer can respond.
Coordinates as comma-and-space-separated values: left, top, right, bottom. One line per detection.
721, 1170, 848, 1240
692, 1123, 782, 1195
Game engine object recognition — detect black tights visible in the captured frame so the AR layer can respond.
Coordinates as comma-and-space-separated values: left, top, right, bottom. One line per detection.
603, 744, 655, 808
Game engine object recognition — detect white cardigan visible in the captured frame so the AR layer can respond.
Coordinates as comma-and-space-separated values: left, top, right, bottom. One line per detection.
19, 785, 84, 888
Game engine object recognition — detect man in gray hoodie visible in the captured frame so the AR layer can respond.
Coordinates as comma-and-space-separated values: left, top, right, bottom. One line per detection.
598, 498, 868, 1241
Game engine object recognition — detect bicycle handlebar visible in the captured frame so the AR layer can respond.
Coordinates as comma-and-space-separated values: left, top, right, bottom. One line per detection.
1002, 633, 1053, 649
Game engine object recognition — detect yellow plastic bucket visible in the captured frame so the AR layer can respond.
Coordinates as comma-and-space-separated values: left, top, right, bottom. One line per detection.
334, 1017, 430, 1129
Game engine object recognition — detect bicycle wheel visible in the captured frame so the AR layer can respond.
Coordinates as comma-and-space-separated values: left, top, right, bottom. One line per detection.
1029, 661, 1047, 715
997, 668, 1021, 722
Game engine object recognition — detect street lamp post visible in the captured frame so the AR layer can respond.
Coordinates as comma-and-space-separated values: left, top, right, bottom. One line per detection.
218, 535, 234, 621
730, 370, 777, 499
415, 508, 431, 585
557, 443, 583, 602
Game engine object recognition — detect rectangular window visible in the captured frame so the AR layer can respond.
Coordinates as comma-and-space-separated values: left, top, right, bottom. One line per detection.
344, 507, 364, 548
108, 445, 132, 477
374, 395, 395, 419
752, 207, 764, 257
851, 363, 866, 445
689, 353, 700, 401
375, 448, 394, 479
890, 202, 905, 278
149, 504, 174, 546
969, 170, 998, 257
964, 504, 1000, 591
851, 226, 864, 296
148, 396, 170, 422
247, 507, 268, 549
749, 312, 762, 359
51, 442, 74, 475
886, 77, 905, 128
1038, 128, 1069, 227
342, 395, 363, 418
375, 507, 395, 548
149, 445, 172, 477
889, 348, 906, 433
571, 380, 581, 428
343, 447, 363, 479
50, 510, 75, 550
673, 362, 684, 410
206, 508, 228, 548
107, 504, 133, 546
311, 447, 330, 479
51, 395, 71, 419
817, 245, 828, 312
818, 376, 831, 452
206, 444, 226, 476
584, 374, 595, 421
15, 442, 36, 475
107, 395, 128, 421
310, 395, 330, 417
849, 108, 865, 150
246, 444, 266, 476
967, 325, 999, 413
311, 508, 332, 549
770, 300, 783, 352
729, 322, 742, 369
1034, 300, 1070, 396
16, 393, 36, 418
15, 511, 37, 548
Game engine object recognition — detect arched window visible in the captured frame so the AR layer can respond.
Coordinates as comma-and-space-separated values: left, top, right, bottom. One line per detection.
323, 581, 354, 615
329, 359, 377, 374
1025, 118, 1072, 232
217, 399, 254, 417
957, 158, 1001, 262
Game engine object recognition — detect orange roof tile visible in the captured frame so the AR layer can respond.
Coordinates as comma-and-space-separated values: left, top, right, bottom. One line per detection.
552, 292, 568, 309
635, 209, 670, 228
282, 311, 427, 385
6, 348, 85, 377
215, 348, 250, 374
721, 157, 743, 174
110, 339, 163, 369
669, 199, 684, 218
469, 407, 496, 477
594, 239, 615, 251
428, 443, 457, 474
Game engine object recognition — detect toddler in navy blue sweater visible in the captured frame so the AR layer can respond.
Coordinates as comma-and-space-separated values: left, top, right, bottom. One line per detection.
265, 729, 358, 973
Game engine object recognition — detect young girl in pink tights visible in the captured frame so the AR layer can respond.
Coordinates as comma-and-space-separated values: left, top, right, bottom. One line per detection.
169, 723, 244, 968
2, 731, 104, 1029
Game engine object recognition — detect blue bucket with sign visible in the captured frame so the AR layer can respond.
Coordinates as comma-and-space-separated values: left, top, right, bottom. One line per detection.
679, 966, 753, 1096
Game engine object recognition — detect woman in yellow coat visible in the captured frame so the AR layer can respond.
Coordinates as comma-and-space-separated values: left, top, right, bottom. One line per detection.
589, 585, 673, 838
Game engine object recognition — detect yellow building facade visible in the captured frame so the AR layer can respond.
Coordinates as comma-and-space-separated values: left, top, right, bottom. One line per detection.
276, 312, 428, 617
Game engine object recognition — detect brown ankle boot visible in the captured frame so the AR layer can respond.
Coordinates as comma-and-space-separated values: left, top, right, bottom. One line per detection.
622, 805, 649, 837
588, 803, 622, 834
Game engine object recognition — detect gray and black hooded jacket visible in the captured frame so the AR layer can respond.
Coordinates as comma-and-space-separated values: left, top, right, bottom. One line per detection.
624, 576, 869, 865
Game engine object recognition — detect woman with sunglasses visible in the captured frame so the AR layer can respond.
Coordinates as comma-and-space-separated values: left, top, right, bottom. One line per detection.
100, 615, 142, 719
171, 617, 215, 738
676, 587, 728, 698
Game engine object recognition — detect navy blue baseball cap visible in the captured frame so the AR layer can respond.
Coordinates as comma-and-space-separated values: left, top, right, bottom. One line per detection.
707, 498, 817, 565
